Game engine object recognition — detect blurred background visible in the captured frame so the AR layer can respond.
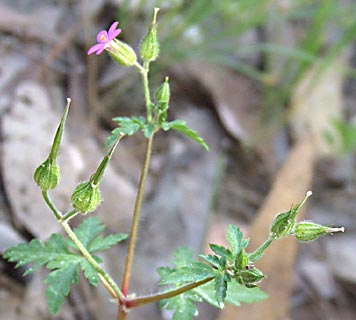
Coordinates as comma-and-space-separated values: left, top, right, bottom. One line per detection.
1, 0, 356, 319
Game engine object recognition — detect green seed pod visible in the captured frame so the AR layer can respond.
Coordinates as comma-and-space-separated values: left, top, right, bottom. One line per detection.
270, 210, 297, 239
140, 8, 160, 62
109, 40, 137, 67
34, 158, 60, 190
71, 140, 120, 214
34, 99, 71, 190
238, 267, 264, 286
235, 249, 248, 270
295, 221, 345, 242
155, 77, 170, 106
270, 191, 312, 239
71, 181, 101, 214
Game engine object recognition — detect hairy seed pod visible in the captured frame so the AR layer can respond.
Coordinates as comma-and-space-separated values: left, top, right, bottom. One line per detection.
140, 8, 160, 62
295, 221, 344, 242
34, 158, 60, 190
71, 181, 101, 214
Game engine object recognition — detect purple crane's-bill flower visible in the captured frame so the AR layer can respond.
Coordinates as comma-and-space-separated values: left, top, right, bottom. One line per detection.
88, 22, 122, 55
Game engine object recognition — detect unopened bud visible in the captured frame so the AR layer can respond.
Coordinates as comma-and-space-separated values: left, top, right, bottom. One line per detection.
155, 77, 170, 106
235, 249, 248, 270
140, 7, 160, 62
237, 267, 264, 286
270, 191, 312, 239
109, 40, 137, 67
295, 221, 345, 242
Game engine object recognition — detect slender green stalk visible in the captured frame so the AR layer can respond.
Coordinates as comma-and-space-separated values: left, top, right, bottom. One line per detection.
41, 191, 124, 301
121, 135, 154, 295
142, 61, 152, 122
59, 209, 79, 223
249, 236, 273, 262
42, 191, 62, 220
128, 277, 214, 308
61, 221, 124, 300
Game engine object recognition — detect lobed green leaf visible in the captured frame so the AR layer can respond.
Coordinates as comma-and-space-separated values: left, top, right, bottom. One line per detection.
161, 120, 209, 151
160, 262, 215, 285
88, 233, 128, 253
225, 224, 245, 258
194, 280, 267, 308
160, 290, 201, 320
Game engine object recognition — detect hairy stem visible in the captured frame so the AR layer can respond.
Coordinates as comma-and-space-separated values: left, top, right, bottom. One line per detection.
59, 208, 79, 223
128, 277, 215, 308
142, 61, 152, 122
121, 135, 154, 296
42, 190, 62, 220
41, 191, 124, 301
61, 221, 124, 300
249, 236, 273, 262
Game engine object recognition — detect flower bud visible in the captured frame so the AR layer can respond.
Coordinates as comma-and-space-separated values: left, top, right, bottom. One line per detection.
270, 191, 312, 239
71, 181, 101, 214
109, 40, 137, 67
237, 267, 264, 286
34, 158, 60, 190
155, 77, 170, 106
235, 249, 248, 270
140, 8, 160, 62
295, 221, 345, 242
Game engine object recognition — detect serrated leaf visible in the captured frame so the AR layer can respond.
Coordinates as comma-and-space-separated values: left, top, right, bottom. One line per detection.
157, 266, 174, 279
112, 116, 145, 136
142, 123, 155, 138
161, 120, 209, 151
88, 233, 128, 253
45, 263, 79, 315
209, 244, 232, 261
225, 224, 245, 258
160, 290, 201, 320
105, 116, 146, 147
81, 258, 100, 286
160, 262, 215, 285
195, 280, 267, 308
172, 247, 194, 268
73, 217, 105, 248
215, 273, 229, 307
199, 254, 221, 268
3, 234, 75, 275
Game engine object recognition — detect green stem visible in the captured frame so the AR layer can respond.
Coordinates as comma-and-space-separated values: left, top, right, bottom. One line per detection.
41, 191, 124, 301
142, 61, 152, 122
249, 236, 273, 262
121, 135, 154, 296
128, 276, 214, 308
61, 221, 124, 301
59, 209, 79, 223
42, 191, 62, 220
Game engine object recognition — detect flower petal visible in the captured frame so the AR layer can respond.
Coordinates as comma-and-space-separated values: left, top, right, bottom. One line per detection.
96, 30, 109, 43
108, 22, 119, 36
88, 43, 104, 55
111, 28, 122, 39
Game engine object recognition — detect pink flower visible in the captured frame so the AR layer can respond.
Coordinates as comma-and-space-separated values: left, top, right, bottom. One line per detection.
88, 22, 122, 55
